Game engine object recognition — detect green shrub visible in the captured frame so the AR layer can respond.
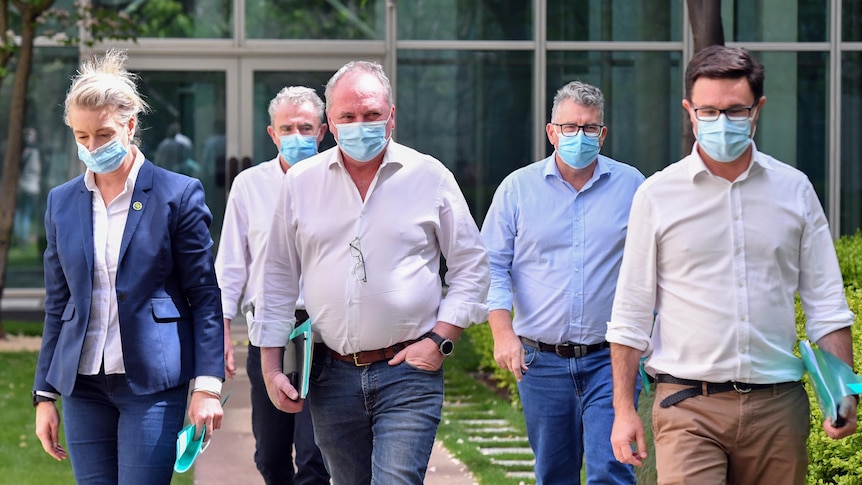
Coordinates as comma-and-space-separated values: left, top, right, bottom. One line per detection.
835, 230, 862, 291
801, 287, 862, 484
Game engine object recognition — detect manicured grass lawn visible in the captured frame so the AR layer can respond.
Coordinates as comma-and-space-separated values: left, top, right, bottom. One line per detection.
0, 345, 194, 484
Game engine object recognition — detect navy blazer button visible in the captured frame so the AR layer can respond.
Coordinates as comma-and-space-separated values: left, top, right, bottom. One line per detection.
118, 293, 126, 302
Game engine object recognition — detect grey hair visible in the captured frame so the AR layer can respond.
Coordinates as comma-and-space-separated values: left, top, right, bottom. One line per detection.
268, 86, 325, 125
324, 61, 393, 113
551, 81, 604, 123
63, 48, 148, 142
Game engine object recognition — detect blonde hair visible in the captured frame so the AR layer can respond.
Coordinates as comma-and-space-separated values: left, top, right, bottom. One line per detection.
64, 49, 148, 142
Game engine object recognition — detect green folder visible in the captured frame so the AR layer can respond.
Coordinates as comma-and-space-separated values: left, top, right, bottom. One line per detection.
283, 318, 314, 400
799, 340, 862, 426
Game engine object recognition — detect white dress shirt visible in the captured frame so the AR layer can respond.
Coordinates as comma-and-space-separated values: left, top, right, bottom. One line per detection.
215, 157, 286, 320
80, 149, 145, 375
251, 142, 490, 354
606, 143, 854, 384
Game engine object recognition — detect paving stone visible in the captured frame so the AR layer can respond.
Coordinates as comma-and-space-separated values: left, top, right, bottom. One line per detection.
490, 459, 535, 467
478, 447, 534, 455
457, 419, 510, 426
468, 436, 528, 443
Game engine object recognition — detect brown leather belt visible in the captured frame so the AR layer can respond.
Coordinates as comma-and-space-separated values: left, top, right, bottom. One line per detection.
317, 338, 423, 366
655, 374, 799, 408
519, 336, 609, 358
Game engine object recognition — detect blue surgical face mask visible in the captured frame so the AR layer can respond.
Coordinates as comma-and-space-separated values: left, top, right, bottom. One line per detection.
335, 114, 391, 163
279, 134, 318, 166
557, 132, 601, 170
77, 137, 128, 174
696, 113, 754, 163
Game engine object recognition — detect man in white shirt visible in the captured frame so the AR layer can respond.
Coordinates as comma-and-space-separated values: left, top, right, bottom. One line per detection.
251, 61, 490, 483
215, 86, 329, 485
606, 45, 858, 484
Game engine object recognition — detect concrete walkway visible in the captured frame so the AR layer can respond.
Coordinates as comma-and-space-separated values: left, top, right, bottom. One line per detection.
195, 319, 477, 484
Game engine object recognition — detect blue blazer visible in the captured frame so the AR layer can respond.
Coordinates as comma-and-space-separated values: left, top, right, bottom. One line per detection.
34, 160, 225, 396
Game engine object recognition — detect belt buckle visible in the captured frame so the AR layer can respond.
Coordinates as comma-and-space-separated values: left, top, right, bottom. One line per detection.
733, 382, 752, 393
553, 344, 570, 358
352, 353, 372, 367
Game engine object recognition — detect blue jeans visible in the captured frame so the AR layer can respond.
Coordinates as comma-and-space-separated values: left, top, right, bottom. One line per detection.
62, 372, 187, 485
247, 344, 329, 485
308, 352, 444, 485
518, 344, 637, 485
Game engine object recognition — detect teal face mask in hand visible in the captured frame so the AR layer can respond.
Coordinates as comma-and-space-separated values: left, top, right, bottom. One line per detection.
174, 392, 230, 473
174, 424, 207, 473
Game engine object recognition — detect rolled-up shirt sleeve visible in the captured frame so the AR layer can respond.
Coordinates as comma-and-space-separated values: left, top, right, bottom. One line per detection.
435, 170, 490, 328
606, 187, 657, 352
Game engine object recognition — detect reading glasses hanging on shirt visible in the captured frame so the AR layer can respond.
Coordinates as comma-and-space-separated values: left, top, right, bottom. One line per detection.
350, 237, 367, 283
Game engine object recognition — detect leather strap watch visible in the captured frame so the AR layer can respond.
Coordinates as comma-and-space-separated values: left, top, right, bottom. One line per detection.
427, 331, 455, 357
32, 391, 56, 407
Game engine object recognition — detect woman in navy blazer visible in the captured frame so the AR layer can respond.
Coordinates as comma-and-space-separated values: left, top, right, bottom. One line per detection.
32, 49, 225, 484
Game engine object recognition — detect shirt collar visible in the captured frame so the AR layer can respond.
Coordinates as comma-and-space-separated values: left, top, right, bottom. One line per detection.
329, 141, 404, 170
543, 153, 611, 185
686, 140, 772, 182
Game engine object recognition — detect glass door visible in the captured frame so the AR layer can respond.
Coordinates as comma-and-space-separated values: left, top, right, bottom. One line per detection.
126, 55, 378, 244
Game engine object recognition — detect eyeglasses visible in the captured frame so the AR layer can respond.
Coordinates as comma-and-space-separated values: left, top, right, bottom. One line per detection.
349, 237, 367, 283
692, 105, 756, 122
552, 123, 604, 138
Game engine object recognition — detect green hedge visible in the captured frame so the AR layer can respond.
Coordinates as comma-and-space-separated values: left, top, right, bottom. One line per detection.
468, 230, 862, 484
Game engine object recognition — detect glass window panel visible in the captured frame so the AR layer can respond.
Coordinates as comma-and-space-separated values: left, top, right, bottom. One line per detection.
397, 50, 533, 223
136, 71, 227, 239
252, 72, 336, 164
246, 0, 384, 40
548, 0, 681, 42
749, 51, 828, 208
727, 0, 827, 42
0, 47, 79, 288
842, 52, 862, 234
547, 51, 682, 178
843, 1, 862, 42
94, 0, 232, 38
398, 0, 531, 41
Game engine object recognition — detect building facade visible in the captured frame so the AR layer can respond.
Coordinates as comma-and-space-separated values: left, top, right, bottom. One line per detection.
3, 0, 862, 288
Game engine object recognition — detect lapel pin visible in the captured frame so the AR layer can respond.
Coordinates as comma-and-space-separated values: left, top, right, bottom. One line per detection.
133, 201, 143, 211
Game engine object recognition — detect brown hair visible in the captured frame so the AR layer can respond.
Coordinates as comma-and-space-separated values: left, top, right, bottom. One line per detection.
684, 45, 765, 101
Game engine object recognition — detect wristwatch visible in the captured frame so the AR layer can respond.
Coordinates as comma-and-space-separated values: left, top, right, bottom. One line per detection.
32, 391, 56, 407
427, 332, 455, 357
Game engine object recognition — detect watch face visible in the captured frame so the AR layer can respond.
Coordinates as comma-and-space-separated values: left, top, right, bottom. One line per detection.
440, 340, 455, 355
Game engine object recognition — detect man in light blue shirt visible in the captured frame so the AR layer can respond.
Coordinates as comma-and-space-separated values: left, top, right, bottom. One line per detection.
481, 81, 644, 484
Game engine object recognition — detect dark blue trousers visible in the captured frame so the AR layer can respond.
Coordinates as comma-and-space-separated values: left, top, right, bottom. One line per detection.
247, 344, 330, 485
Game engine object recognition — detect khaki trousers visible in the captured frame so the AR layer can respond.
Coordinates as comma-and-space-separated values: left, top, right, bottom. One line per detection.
652, 380, 809, 485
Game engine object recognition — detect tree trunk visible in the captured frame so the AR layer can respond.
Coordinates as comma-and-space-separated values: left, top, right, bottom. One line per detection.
0, 0, 54, 339
683, 0, 725, 153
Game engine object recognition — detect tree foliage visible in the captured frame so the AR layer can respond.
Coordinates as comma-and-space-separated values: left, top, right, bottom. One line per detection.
0, 0, 137, 339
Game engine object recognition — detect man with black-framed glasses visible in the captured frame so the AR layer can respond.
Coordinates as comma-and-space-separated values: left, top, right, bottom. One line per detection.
607, 45, 857, 484
481, 80, 644, 484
